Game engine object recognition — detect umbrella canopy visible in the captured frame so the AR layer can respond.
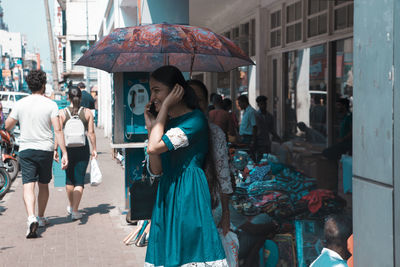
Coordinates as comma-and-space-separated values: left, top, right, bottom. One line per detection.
75, 23, 254, 73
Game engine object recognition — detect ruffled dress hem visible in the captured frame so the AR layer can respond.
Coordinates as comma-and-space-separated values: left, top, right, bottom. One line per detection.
144, 258, 228, 267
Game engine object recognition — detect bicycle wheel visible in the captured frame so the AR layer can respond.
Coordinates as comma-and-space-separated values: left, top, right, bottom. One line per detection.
5, 159, 18, 181
0, 168, 11, 198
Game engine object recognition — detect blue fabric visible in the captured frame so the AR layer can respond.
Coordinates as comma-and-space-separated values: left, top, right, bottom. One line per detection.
146, 110, 226, 266
239, 105, 257, 135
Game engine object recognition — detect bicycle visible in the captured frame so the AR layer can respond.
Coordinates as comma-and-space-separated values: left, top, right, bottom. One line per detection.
0, 164, 11, 199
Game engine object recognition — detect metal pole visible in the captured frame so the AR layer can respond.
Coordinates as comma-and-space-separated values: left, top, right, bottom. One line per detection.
44, 0, 59, 92
85, 0, 90, 92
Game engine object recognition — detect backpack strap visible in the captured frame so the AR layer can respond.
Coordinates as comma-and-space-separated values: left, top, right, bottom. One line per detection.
78, 106, 84, 117
65, 107, 83, 118
64, 107, 72, 119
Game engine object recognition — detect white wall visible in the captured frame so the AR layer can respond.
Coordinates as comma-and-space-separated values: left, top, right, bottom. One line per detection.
97, 0, 138, 138
66, 0, 105, 37
0, 30, 22, 58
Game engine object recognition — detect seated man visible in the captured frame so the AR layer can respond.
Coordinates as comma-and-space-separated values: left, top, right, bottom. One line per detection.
297, 122, 326, 144
213, 203, 279, 267
310, 214, 352, 267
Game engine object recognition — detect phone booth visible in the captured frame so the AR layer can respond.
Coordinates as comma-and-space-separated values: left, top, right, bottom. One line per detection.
111, 72, 150, 210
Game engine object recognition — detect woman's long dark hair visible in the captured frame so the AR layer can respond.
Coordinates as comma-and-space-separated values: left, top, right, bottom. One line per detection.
151, 65, 199, 110
187, 79, 221, 209
68, 85, 82, 115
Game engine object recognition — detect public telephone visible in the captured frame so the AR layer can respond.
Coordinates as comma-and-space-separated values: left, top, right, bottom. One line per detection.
124, 72, 150, 142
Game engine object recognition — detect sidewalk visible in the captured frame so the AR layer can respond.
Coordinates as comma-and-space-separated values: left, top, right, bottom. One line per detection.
0, 128, 146, 267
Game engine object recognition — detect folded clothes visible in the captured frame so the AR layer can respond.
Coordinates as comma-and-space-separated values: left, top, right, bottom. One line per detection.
301, 189, 335, 214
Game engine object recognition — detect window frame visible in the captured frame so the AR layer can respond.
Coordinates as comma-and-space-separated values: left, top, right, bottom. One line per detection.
285, 1, 303, 44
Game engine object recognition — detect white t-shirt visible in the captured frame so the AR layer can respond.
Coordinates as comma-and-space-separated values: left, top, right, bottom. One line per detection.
9, 94, 59, 152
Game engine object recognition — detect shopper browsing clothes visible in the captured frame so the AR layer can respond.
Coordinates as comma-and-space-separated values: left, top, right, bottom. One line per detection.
237, 95, 257, 146
5, 70, 68, 238
144, 65, 227, 266
54, 86, 97, 220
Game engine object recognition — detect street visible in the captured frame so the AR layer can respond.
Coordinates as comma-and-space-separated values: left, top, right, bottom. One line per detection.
0, 128, 146, 267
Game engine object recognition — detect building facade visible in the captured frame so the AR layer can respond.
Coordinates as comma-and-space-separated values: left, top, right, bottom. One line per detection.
53, 0, 107, 87
96, 0, 137, 138
192, 0, 353, 148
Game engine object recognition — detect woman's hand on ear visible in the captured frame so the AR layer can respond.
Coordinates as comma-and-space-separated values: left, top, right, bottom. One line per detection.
162, 84, 184, 110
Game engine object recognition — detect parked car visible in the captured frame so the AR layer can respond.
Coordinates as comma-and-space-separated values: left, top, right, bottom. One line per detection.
0, 92, 30, 114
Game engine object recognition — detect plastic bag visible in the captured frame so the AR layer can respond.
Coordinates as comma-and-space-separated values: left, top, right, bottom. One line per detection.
218, 229, 239, 267
90, 158, 102, 186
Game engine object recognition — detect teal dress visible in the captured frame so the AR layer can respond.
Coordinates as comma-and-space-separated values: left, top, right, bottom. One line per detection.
145, 110, 227, 267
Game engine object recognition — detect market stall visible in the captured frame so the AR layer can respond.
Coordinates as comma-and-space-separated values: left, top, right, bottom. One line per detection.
229, 148, 347, 266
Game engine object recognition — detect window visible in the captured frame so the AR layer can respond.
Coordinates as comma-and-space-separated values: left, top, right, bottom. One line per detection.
333, 38, 353, 143
250, 19, 256, 56
286, 2, 302, 43
308, 0, 327, 15
270, 10, 282, 48
15, 94, 27, 101
334, 1, 354, 30
287, 2, 302, 23
307, 0, 328, 37
240, 23, 250, 55
284, 44, 328, 145
232, 27, 240, 45
71, 40, 94, 70
217, 72, 231, 98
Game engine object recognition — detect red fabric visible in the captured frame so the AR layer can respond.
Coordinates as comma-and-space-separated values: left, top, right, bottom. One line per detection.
301, 189, 335, 213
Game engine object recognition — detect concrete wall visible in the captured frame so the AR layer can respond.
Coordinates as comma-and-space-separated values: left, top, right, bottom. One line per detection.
353, 0, 400, 265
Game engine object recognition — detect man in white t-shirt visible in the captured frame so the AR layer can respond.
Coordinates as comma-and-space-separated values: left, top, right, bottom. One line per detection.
5, 70, 68, 238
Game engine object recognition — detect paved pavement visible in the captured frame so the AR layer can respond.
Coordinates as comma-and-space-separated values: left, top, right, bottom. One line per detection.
0, 128, 146, 267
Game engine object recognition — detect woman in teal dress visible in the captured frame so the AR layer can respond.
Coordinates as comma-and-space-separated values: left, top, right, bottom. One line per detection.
144, 65, 227, 266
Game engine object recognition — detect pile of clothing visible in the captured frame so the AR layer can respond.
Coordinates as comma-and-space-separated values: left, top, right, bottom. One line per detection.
231, 160, 318, 218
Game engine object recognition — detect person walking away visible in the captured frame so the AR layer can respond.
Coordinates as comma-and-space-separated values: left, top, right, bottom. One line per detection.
209, 94, 235, 139
77, 82, 95, 109
255, 96, 281, 160
310, 214, 352, 267
54, 86, 97, 220
189, 79, 232, 236
237, 95, 257, 148
5, 70, 68, 238
144, 66, 227, 266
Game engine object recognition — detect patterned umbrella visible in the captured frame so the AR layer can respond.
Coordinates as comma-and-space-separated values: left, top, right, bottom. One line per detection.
75, 23, 254, 73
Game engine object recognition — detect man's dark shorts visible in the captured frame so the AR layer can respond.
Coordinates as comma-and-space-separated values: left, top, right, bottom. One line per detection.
19, 149, 54, 184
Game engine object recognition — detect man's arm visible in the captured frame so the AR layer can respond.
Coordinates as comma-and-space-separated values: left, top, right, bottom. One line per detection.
5, 117, 17, 131
51, 116, 68, 170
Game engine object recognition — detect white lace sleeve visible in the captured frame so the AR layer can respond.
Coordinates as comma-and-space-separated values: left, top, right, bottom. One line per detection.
164, 127, 189, 150
209, 123, 233, 194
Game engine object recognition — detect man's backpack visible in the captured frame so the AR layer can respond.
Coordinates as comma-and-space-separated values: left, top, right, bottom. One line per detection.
64, 107, 86, 147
